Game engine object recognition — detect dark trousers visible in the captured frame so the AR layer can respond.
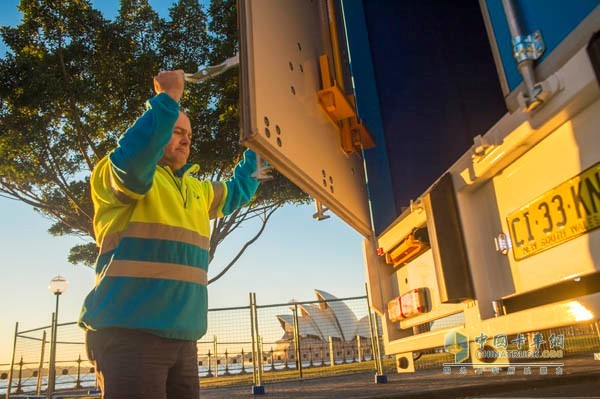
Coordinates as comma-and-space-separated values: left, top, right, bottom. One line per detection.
86, 328, 200, 399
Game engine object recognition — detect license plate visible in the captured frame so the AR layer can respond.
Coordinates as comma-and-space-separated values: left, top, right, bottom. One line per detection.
507, 162, 600, 260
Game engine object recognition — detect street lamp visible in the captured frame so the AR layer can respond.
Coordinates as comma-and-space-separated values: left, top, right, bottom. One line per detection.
48, 275, 68, 397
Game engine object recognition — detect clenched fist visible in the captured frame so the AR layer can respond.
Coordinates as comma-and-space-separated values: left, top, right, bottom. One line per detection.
153, 70, 185, 103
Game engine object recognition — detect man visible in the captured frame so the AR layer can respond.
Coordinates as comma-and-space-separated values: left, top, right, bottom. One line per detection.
79, 70, 259, 398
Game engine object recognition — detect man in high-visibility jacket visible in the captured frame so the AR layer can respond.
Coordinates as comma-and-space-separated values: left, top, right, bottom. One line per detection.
79, 70, 259, 399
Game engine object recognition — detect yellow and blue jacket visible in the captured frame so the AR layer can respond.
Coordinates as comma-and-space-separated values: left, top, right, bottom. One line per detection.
79, 93, 259, 340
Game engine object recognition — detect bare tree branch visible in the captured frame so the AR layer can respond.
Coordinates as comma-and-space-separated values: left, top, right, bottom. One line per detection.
38, 133, 93, 221
208, 201, 282, 285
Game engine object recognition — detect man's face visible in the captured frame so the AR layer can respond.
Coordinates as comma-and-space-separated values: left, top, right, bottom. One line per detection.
161, 111, 192, 171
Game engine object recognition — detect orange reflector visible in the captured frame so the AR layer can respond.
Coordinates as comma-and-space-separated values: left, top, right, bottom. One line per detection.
384, 228, 429, 267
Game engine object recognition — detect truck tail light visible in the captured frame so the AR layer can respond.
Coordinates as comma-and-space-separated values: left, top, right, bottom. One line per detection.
387, 296, 403, 323
387, 288, 429, 322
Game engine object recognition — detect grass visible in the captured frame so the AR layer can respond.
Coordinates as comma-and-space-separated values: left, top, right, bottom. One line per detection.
201, 360, 381, 388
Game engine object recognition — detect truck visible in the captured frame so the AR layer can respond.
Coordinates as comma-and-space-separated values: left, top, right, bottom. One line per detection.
236, 0, 600, 373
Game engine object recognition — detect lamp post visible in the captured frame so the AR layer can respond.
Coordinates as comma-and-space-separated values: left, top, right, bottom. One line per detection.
48, 275, 68, 397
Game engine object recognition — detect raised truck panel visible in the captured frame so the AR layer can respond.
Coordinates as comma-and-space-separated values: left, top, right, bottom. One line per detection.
239, 0, 372, 237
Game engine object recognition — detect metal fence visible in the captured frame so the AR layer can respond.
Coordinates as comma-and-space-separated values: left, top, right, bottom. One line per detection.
2, 292, 600, 399
0, 321, 97, 399
0, 291, 386, 398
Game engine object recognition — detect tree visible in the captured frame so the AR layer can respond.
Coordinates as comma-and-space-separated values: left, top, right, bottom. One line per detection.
0, 0, 309, 281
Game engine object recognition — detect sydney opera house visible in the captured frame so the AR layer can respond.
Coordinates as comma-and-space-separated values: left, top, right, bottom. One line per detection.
274, 290, 379, 363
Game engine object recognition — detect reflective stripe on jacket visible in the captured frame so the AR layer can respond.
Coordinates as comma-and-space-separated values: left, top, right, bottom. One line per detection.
78, 93, 259, 340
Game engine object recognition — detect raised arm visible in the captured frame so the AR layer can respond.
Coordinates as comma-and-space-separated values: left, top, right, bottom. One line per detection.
108, 71, 184, 199
209, 149, 260, 218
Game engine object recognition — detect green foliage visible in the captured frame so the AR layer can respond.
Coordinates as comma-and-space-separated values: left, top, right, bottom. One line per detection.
0, 0, 309, 269
67, 242, 98, 267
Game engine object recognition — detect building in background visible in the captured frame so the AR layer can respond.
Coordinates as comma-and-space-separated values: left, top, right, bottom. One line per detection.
275, 290, 377, 364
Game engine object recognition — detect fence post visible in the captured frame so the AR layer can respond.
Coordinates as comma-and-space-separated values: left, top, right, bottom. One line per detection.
15, 357, 23, 394
224, 349, 230, 376
366, 302, 376, 360
328, 336, 334, 367
75, 354, 83, 388
284, 347, 290, 370
357, 335, 363, 363
373, 313, 384, 369
366, 284, 387, 383
36, 330, 46, 395
250, 292, 264, 394
240, 348, 247, 374
249, 293, 257, 385
292, 303, 303, 378
213, 336, 218, 378
6, 322, 18, 399
95, 364, 99, 390
258, 336, 264, 376
206, 349, 213, 378
48, 311, 57, 398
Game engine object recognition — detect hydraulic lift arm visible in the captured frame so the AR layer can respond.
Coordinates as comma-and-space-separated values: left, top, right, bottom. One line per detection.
184, 54, 272, 180
184, 53, 240, 83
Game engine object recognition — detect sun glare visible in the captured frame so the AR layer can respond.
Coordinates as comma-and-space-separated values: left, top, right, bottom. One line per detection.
567, 301, 593, 322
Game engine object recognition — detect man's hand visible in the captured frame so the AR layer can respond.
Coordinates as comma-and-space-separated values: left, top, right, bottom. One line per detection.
154, 70, 185, 103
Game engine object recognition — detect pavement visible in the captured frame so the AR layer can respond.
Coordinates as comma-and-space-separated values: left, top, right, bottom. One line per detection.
199, 355, 600, 399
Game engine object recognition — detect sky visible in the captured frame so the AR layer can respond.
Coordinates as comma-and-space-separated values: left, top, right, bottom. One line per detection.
0, 0, 367, 364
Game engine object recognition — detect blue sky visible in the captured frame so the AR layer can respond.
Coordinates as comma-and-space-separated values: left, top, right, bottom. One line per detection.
0, 0, 366, 363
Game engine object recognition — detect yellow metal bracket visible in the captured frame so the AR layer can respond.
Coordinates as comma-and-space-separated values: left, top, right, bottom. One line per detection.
317, 55, 375, 154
